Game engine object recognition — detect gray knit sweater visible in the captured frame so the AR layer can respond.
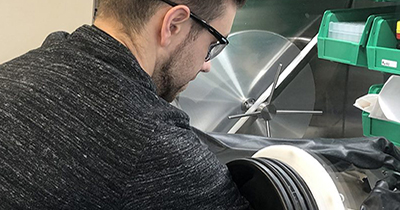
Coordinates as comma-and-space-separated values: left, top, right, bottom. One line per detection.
0, 25, 249, 209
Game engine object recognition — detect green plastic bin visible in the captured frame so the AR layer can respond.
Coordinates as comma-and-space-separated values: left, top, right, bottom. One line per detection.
366, 16, 400, 74
318, 6, 398, 67
362, 84, 400, 146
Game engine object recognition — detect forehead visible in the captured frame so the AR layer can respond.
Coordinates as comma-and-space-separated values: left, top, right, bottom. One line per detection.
208, 3, 237, 37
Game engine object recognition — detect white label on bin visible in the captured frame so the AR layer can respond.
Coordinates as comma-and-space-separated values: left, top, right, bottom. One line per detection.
381, 59, 398, 69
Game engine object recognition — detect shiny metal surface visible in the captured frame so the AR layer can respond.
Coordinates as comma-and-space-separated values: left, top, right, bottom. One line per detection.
176, 30, 316, 138
229, 35, 318, 135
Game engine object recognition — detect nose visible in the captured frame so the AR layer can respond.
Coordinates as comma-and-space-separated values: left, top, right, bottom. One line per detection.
201, 61, 211, 73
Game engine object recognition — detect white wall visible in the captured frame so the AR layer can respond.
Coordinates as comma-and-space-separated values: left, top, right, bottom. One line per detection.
0, 0, 94, 64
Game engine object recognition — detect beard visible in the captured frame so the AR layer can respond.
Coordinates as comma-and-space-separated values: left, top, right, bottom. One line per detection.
152, 43, 188, 103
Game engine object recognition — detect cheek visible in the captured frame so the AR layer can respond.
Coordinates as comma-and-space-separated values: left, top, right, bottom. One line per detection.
181, 56, 199, 78
194, 35, 211, 63
193, 45, 209, 69
176, 39, 209, 82
182, 47, 204, 74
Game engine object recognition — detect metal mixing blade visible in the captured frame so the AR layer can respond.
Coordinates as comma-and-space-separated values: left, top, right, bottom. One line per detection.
175, 30, 316, 138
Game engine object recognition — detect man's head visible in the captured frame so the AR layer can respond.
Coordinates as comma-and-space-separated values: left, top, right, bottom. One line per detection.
96, 0, 245, 34
95, 0, 246, 102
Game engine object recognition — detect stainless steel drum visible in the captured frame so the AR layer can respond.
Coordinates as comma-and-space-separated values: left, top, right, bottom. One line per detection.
175, 30, 316, 138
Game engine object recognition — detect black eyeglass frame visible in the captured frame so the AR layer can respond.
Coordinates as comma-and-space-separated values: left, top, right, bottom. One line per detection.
159, 0, 229, 61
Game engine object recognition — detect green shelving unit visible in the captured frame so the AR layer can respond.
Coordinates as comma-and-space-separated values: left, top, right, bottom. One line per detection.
318, 5, 400, 145
362, 84, 400, 146
318, 6, 398, 67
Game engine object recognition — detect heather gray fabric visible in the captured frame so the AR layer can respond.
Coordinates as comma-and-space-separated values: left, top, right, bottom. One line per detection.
0, 25, 249, 210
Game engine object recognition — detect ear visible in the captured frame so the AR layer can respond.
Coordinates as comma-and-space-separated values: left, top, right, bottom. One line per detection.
159, 5, 191, 47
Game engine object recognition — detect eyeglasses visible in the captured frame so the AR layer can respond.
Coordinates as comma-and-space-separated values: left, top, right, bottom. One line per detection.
159, 0, 229, 61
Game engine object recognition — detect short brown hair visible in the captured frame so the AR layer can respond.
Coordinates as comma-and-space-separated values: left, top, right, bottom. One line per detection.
96, 0, 246, 34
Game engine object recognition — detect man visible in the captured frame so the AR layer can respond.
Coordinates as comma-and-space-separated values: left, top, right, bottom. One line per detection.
0, 0, 249, 209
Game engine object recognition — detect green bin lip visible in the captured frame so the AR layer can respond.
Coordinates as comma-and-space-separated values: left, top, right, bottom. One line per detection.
362, 84, 400, 146
317, 37, 368, 66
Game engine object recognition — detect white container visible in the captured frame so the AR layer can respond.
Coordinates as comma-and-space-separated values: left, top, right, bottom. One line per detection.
379, 75, 400, 123
328, 22, 366, 43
